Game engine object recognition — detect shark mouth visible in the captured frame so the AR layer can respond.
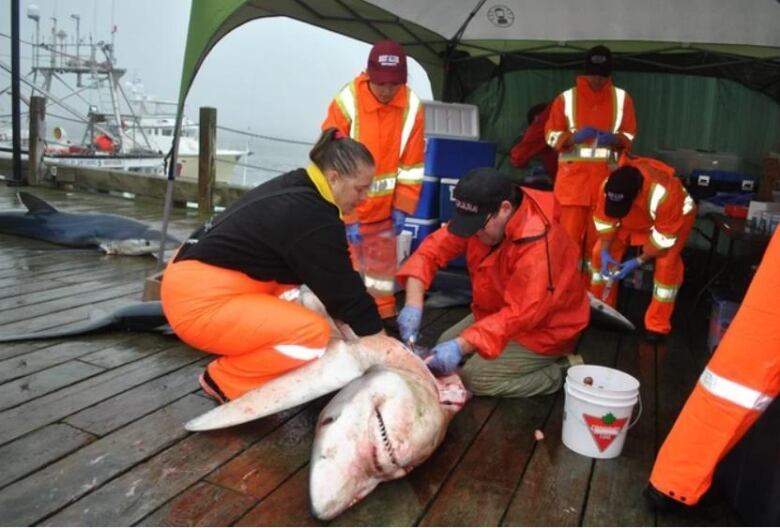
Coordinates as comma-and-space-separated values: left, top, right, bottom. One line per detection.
372, 407, 401, 475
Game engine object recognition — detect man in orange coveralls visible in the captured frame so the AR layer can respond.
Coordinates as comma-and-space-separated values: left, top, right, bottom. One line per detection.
545, 45, 637, 276
396, 168, 590, 397
322, 39, 425, 321
590, 155, 696, 341
645, 229, 780, 510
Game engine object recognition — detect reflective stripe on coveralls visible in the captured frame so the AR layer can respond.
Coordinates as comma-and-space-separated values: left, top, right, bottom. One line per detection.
649, 230, 780, 505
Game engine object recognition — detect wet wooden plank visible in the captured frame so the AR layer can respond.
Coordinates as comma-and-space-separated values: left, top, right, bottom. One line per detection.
206, 400, 325, 498
0, 345, 200, 445
41, 408, 306, 526
0, 360, 105, 411
78, 333, 180, 369
420, 395, 555, 526
0, 338, 118, 382
0, 423, 96, 489
581, 333, 655, 526
65, 359, 206, 436
137, 481, 257, 527
500, 327, 621, 527
0, 395, 213, 526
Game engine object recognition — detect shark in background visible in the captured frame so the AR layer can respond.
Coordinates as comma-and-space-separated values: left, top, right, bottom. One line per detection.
0, 192, 179, 255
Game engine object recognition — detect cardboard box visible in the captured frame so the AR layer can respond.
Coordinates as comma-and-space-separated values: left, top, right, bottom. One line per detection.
142, 270, 164, 301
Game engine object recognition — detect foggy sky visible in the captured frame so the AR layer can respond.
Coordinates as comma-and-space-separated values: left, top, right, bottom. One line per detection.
0, 0, 434, 143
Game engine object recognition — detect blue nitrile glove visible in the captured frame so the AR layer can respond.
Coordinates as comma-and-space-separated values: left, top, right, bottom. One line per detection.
614, 257, 642, 281
572, 126, 599, 144
397, 305, 422, 343
391, 209, 408, 235
428, 339, 463, 377
600, 247, 619, 279
595, 131, 620, 146
345, 223, 363, 245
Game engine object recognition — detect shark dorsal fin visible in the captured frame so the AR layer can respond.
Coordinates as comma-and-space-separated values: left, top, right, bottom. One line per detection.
18, 192, 58, 214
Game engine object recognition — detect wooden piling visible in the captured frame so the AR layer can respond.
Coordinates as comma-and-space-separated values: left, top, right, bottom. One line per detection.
198, 106, 217, 217
27, 96, 46, 186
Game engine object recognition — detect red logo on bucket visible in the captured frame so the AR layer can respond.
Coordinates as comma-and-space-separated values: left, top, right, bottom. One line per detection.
583, 413, 628, 452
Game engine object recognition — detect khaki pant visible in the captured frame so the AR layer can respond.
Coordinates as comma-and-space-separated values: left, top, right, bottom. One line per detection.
439, 314, 567, 398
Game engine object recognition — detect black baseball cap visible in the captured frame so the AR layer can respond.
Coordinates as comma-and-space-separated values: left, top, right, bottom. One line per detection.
604, 166, 643, 218
448, 168, 513, 237
584, 45, 613, 77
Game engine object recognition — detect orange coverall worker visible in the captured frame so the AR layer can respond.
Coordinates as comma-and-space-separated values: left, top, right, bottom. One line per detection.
545, 75, 637, 272
161, 165, 382, 400
591, 155, 696, 335
322, 72, 425, 318
398, 187, 590, 359
649, 229, 780, 506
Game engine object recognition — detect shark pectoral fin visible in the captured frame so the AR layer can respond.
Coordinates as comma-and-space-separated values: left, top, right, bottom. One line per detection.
185, 340, 366, 432
587, 292, 636, 331
18, 192, 58, 214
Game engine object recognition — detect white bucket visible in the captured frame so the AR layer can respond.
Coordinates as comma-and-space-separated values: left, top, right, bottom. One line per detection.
562, 365, 641, 459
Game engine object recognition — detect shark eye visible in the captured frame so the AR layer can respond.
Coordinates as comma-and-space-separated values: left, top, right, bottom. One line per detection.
320, 416, 336, 426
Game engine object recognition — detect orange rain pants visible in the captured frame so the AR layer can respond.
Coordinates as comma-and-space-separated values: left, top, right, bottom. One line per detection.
559, 205, 598, 282
649, 230, 780, 505
349, 218, 397, 319
160, 259, 331, 400
590, 212, 695, 334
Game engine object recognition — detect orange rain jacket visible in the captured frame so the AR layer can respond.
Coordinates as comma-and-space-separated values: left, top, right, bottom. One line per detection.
397, 188, 590, 358
592, 155, 696, 252
545, 76, 637, 206
322, 72, 425, 224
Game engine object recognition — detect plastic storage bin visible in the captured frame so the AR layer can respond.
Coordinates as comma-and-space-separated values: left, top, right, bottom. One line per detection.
411, 176, 440, 219
402, 217, 441, 252
689, 169, 757, 199
423, 101, 480, 140
425, 137, 497, 180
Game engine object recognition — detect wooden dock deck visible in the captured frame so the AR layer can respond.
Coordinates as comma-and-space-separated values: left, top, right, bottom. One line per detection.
0, 184, 744, 526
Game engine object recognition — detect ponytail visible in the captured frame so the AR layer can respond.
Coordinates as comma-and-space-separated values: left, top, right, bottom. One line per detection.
309, 128, 374, 178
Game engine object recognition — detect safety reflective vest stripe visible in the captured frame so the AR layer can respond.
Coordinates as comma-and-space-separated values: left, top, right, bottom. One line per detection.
397, 165, 424, 185
652, 281, 678, 302
650, 226, 678, 249
368, 174, 397, 196
560, 86, 627, 135
336, 82, 420, 157
273, 343, 327, 361
699, 367, 774, 411
364, 274, 394, 294
648, 183, 667, 220
593, 216, 617, 233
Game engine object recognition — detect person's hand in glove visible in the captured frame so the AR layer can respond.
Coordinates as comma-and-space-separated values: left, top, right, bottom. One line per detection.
345, 223, 363, 245
427, 339, 463, 377
595, 131, 621, 146
572, 126, 599, 144
600, 247, 619, 279
391, 209, 408, 235
614, 257, 643, 280
397, 305, 422, 344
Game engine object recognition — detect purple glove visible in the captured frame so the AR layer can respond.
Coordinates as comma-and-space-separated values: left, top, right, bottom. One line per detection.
428, 339, 463, 377
391, 209, 408, 235
345, 223, 363, 245
615, 257, 642, 281
600, 247, 619, 279
595, 131, 620, 146
397, 305, 422, 343
572, 126, 599, 144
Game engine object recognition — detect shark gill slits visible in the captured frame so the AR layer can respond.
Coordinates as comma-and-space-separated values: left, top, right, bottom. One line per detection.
374, 407, 399, 468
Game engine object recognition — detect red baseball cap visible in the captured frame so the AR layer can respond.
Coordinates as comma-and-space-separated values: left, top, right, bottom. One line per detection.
367, 40, 407, 85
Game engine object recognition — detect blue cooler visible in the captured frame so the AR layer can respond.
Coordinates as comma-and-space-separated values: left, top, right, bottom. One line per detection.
689, 170, 757, 199
439, 177, 459, 221
411, 176, 440, 219
425, 138, 497, 178
402, 217, 441, 252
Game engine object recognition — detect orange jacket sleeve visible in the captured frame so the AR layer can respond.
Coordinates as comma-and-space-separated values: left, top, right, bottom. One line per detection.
396, 226, 466, 289
615, 93, 637, 149
544, 94, 572, 151
321, 96, 350, 136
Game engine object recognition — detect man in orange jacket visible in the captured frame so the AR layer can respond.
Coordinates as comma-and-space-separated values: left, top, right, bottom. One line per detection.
590, 155, 696, 341
322, 40, 425, 320
545, 45, 637, 277
509, 101, 557, 184
396, 168, 590, 397
646, 229, 780, 509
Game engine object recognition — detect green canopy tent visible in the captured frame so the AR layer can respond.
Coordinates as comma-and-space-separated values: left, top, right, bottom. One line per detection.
157, 0, 780, 265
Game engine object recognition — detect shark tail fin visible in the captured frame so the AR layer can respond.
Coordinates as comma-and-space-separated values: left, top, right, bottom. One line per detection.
18, 192, 58, 214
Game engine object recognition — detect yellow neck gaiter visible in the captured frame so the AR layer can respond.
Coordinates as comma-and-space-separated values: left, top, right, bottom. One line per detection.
306, 163, 341, 217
